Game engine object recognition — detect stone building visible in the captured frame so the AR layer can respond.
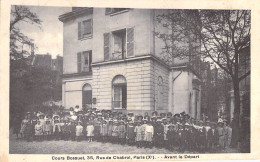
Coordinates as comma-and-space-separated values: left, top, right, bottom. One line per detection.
59, 7, 201, 118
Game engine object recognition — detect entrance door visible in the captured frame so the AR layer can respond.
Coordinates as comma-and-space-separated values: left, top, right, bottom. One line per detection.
82, 84, 92, 109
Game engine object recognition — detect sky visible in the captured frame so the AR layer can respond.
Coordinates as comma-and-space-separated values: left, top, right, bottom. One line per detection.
15, 6, 71, 59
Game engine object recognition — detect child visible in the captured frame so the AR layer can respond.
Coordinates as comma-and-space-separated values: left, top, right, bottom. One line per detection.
59, 119, 65, 140
162, 118, 169, 148
20, 115, 29, 139
44, 120, 53, 140
177, 124, 185, 152
208, 123, 218, 151
134, 121, 142, 148
118, 121, 126, 144
35, 120, 43, 141
69, 121, 76, 141
111, 121, 119, 144
126, 121, 135, 145
86, 121, 94, 142
63, 120, 70, 141
167, 124, 176, 151
76, 122, 83, 142
141, 120, 148, 147
94, 120, 101, 141
107, 120, 113, 142
154, 119, 164, 148
100, 120, 108, 142
53, 120, 61, 140
144, 121, 154, 148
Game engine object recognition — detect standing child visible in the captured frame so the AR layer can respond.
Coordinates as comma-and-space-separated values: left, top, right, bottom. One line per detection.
100, 120, 108, 142
69, 121, 76, 141
111, 121, 119, 144
44, 120, 53, 140
35, 120, 43, 141
53, 120, 61, 140
134, 121, 143, 148
76, 122, 83, 142
118, 121, 126, 144
63, 120, 70, 141
167, 124, 176, 151
144, 122, 154, 148
126, 121, 135, 145
86, 121, 94, 142
107, 120, 113, 142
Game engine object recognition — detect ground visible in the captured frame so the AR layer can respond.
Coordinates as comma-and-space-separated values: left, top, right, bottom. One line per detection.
9, 133, 239, 154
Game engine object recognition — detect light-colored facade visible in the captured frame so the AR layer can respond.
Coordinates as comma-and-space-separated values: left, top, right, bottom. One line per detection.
59, 8, 201, 118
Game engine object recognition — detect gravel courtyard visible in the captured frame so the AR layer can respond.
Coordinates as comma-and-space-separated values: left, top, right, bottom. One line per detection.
9, 133, 238, 154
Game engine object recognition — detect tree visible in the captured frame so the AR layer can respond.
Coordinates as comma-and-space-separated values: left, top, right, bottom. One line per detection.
10, 6, 41, 61
10, 6, 42, 126
155, 10, 250, 148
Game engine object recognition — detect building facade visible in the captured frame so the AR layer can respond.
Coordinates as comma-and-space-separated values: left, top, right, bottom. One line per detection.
59, 8, 201, 118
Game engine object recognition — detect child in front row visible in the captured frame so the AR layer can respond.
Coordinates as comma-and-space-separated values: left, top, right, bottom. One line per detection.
87, 121, 94, 142
76, 121, 83, 142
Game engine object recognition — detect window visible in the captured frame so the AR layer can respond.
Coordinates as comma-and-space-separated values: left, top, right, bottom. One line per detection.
157, 76, 164, 109
105, 8, 128, 15
77, 51, 92, 73
104, 27, 134, 61
112, 29, 126, 60
78, 19, 92, 40
112, 75, 127, 109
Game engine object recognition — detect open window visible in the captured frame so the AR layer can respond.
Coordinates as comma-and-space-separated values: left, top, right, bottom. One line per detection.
112, 29, 126, 60
103, 27, 134, 61
112, 75, 127, 109
77, 51, 92, 73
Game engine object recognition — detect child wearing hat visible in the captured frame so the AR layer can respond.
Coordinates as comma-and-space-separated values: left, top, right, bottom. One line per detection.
86, 121, 94, 142
76, 121, 83, 142
144, 122, 154, 148
107, 120, 113, 142
126, 121, 135, 146
208, 122, 219, 151
118, 121, 126, 144
100, 120, 108, 142
44, 119, 53, 141
62, 120, 70, 141
162, 118, 169, 148
154, 119, 164, 148
134, 121, 143, 148
35, 120, 44, 141
111, 121, 119, 144
167, 124, 176, 151
53, 120, 61, 140
69, 121, 76, 141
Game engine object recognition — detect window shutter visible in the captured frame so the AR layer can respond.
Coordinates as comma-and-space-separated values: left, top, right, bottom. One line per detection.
104, 33, 110, 61
77, 52, 82, 73
89, 51, 92, 71
78, 22, 82, 40
127, 27, 134, 57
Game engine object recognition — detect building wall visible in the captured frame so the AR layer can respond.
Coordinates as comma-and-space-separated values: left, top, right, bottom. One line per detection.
62, 75, 92, 108
92, 8, 153, 63
63, 13, 93, 74
92, 58, 155, 113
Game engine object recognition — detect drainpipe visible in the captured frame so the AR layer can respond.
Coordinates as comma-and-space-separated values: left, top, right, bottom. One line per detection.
171, 69, 183, 114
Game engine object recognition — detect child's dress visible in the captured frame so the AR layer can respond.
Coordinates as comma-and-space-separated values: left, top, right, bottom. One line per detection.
134, 125, 142, 141
35, 124, 43, 136
87, 125, 94, 137
76, 125, 83, 137
144, 125, 154, 142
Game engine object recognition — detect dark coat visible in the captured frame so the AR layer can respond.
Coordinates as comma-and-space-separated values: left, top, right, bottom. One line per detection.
208, 128, 219, 143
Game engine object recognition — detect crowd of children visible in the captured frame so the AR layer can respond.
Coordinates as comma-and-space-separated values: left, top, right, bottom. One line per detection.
16, 106, 232, 152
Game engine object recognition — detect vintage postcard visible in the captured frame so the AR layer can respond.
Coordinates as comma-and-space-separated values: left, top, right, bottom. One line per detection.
0, 0, 260, 161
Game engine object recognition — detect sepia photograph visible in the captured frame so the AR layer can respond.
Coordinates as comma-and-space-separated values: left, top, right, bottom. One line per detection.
9, 5, 250, 155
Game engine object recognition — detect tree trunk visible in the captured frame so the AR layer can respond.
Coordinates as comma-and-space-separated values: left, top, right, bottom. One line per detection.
231, 78, 241, 148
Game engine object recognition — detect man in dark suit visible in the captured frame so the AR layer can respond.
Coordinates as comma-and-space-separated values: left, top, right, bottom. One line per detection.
207, 122, 219, 152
